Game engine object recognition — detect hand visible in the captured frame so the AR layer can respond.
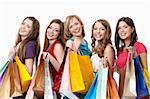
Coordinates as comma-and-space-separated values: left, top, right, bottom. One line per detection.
125, 46, 136, 58
93, 66, 100, 72
42, 52, 49, 60
8, 46, 16, 61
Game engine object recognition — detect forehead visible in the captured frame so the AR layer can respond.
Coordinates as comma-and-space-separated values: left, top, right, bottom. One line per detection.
118, 21, 128, 27
94, 22, 105, 27
23, 18, 33, 26
69, 17, 80, 24
50, 22, 60, 28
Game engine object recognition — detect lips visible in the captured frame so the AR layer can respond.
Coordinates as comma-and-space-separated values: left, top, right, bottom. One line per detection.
120, 33, 126, 36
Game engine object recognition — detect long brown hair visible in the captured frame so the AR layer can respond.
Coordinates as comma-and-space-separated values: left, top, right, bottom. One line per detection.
91, 19, 112, 58
43, 19, 64, 52
115, 17, 137, 55
64, 15, 85, 42
15, 16, 40, 66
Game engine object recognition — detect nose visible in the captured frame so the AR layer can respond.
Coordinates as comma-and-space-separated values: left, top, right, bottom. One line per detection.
119, 28, 124, 32
97, 29, 101, 33
72, 25, 78, 30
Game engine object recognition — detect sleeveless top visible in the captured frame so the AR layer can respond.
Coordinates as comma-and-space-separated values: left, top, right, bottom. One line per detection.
47, 40, 63, 80
116, 41, 147, 70
91, 53, 103, 72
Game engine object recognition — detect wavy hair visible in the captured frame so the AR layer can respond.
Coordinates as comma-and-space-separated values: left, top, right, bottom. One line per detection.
43, 19, 64, 51
91, 19, 112, 58
15, 16, 40, 66
115, 17, 137, 55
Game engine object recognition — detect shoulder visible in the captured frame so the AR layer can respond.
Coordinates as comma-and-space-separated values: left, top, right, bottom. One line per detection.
134, 41, 147, 54
104, 44, 114, 53
54, 42, 63, 50
26, 41, 36, 47
66, 39, 74, 48
25, 41, 36, 58
134, 41, 146, 48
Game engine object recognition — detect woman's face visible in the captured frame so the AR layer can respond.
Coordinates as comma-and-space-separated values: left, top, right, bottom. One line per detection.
93, 22, 106, 41
118, 21, 134, 40
46, 22, 60, 40
19, 18, 33, 38
68, 17, 82, 37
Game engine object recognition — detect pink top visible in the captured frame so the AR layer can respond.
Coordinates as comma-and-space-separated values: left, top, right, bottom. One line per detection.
116, 42, 147, 70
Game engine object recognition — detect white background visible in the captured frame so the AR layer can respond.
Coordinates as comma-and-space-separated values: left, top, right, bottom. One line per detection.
0, 0, 150, 73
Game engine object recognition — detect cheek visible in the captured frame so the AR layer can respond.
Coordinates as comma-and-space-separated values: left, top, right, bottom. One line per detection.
93, 32, 97, 37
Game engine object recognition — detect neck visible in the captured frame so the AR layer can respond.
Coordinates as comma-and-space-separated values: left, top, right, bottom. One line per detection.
73, 36, 82, 41
21, 36, 26, 41
49, 39, 57, 46
124, 38, 130, 47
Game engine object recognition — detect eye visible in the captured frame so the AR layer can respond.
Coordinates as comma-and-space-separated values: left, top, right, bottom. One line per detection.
75, 22, 78, 25
101, 28, 105, 31
69, 25, 73, 29
21, 22, 25, 25
27, 25, 31, 28
54, 29, 60, 32
124, 26, 128, 28
93, 27, 97, 30
118, 27, 121, 30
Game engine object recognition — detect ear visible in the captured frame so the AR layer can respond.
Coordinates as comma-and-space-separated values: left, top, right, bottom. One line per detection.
131, 27, 134, 33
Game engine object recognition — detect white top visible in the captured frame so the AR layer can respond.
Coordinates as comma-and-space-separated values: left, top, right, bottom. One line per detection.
91, 53, 103, 72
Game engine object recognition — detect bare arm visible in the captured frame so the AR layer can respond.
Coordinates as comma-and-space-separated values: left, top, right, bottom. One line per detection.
25, 58, 34, 76
104, 44, 115, 77
139, 53, 148, 69
43, 44, 64, 71
53, 43, 64, 71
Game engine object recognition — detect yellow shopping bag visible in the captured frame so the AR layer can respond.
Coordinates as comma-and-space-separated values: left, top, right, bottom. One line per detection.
15, 56, 32, 93
69, 52, 94, 93
142, 65, 150, 94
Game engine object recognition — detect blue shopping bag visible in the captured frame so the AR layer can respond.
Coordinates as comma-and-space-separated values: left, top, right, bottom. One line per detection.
84, 73, 98, 99
134, 56, 149, 97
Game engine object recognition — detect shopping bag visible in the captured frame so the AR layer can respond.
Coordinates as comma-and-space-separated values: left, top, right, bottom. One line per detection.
84, 73, 98, 99
96, 67, 108, 99
0, 66, 8, 86
0, 61, 9, 77
69, 52, 94, 93
107, 74, 120, 99
134, 56, 149, 97
142, 65, 150, 94
25, 72, 36, 99
0, 65, 10, 98
33, 61, 44, 97
122, 54, 137, 98
44, 59, 57, 99
59, 51, 78, 99
15, 56, 32, 92
9, 62, 22, 97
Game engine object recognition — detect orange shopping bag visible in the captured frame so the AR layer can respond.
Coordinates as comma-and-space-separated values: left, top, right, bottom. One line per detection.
33, 61, 44, 98
9, 62, 22, 97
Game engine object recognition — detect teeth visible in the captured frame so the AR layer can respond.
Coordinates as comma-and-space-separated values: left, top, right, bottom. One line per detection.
121, 33, 126, 36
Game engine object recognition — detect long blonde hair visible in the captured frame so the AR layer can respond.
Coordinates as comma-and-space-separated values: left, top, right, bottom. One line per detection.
15, 16, 40, 66
91, 19, 112, 58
